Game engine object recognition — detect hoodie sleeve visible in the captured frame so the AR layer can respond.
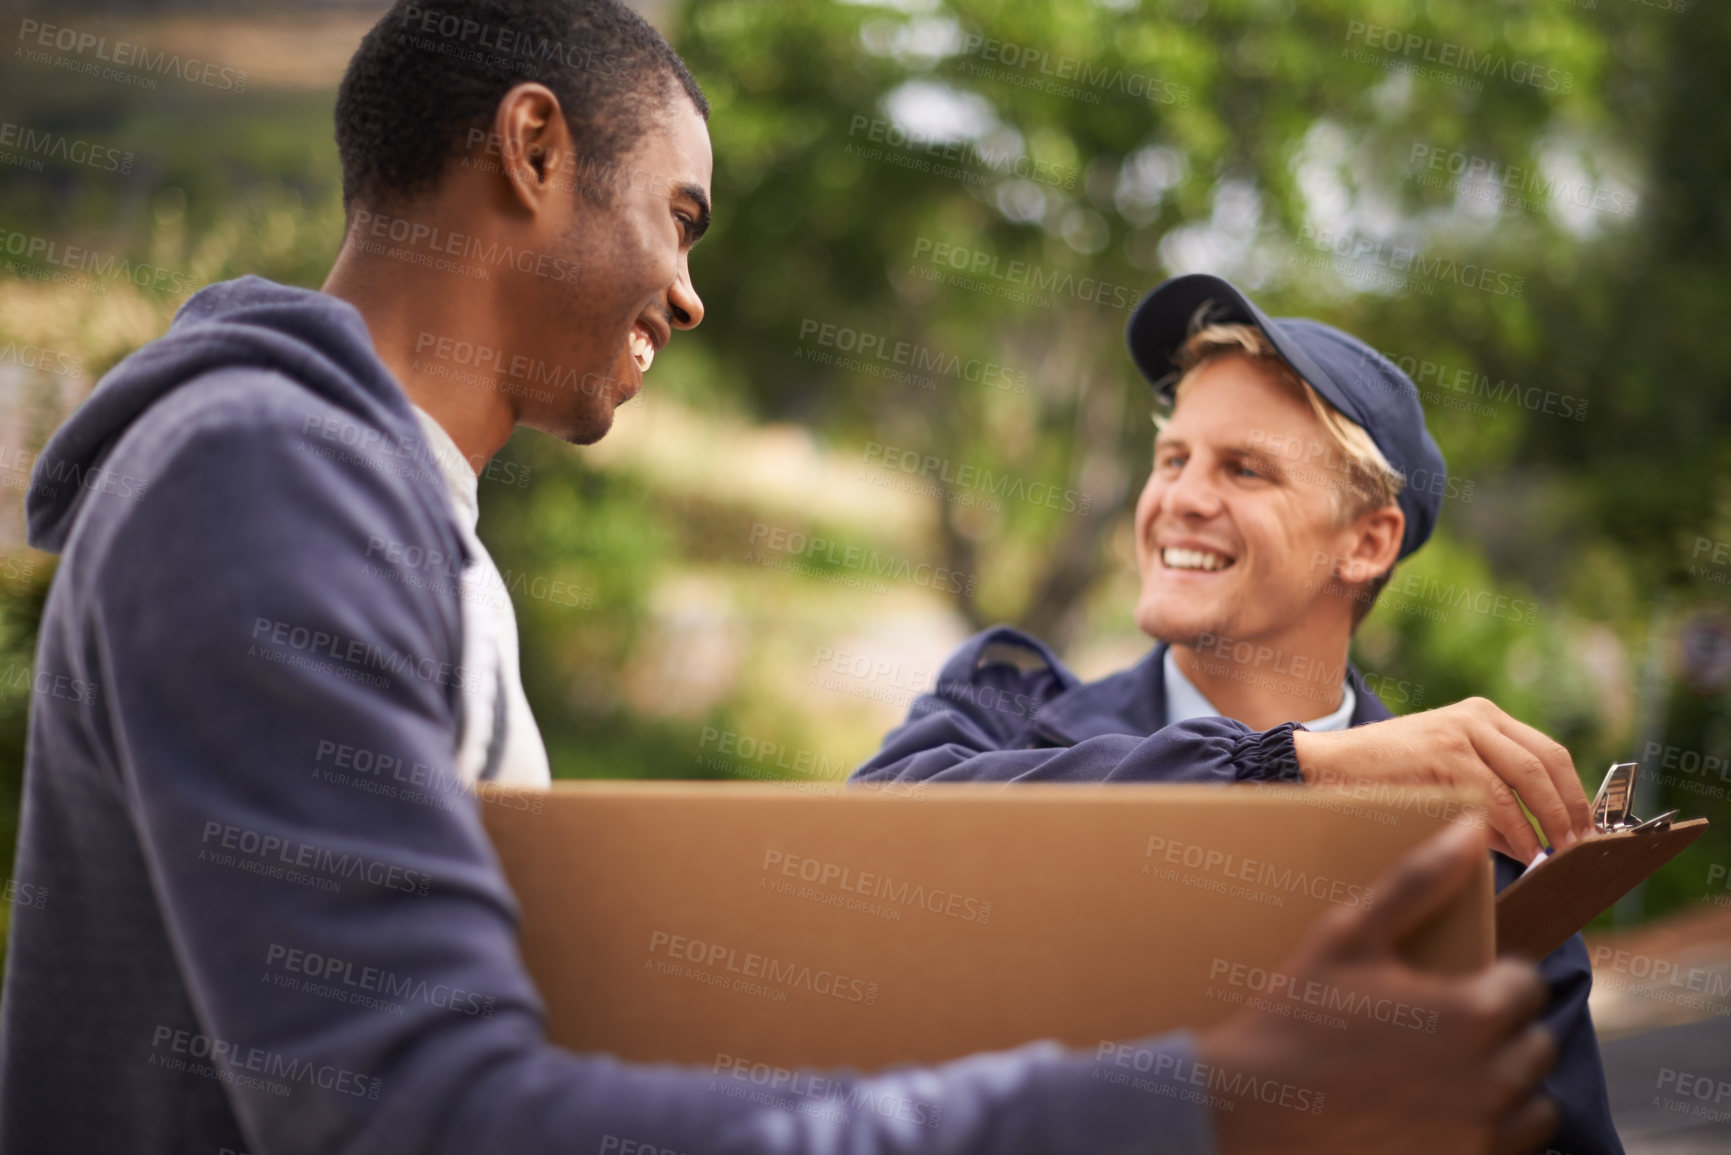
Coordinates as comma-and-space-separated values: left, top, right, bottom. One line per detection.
851, 633, 1305, 786
88, 393, 1217, 1155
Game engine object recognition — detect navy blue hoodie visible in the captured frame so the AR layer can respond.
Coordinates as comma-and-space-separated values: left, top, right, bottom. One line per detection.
0, 277, 1216, 1155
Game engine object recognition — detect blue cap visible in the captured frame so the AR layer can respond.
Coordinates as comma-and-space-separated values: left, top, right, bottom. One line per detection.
1126, 273, 1447, 560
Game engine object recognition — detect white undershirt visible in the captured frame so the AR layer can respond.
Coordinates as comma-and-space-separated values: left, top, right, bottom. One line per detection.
409, 405, 551, 787
1163, 648, 1356, 733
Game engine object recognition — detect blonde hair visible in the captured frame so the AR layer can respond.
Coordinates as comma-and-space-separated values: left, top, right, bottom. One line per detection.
1165, 320, 1404, 523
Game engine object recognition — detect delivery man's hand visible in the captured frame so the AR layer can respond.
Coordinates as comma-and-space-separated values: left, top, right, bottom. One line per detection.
1290, 696, 1594, 861
1197, 823, 1558, 1155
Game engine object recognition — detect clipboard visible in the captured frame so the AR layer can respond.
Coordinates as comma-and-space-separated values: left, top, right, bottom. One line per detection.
1495, 762, 1709, 960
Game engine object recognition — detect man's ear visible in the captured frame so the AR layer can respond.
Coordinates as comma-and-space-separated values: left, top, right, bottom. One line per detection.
1338, 504, 1404, 584
489, 82, 574, 213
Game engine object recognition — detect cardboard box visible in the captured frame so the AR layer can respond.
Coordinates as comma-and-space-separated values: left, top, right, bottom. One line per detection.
481, 781, 1491, 1071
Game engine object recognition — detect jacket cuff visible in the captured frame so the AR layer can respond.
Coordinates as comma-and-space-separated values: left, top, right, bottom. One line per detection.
1230, 722, 1307, 783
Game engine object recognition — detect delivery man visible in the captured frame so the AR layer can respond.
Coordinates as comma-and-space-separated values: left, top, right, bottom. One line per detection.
2, 3, 1561, 1152
853, 273, 1621, 1154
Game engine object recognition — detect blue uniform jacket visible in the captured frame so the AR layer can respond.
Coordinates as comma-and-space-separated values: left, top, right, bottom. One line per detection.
852, 625, 1624, 1155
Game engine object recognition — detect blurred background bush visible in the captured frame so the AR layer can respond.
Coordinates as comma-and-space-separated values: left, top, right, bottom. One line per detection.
3, 0, 1730, 980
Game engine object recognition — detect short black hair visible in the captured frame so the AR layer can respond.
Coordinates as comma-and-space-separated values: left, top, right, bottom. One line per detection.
335, 0, 708, 212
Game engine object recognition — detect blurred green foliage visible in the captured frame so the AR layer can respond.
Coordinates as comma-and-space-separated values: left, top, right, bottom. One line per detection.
2, 0, 1730, 982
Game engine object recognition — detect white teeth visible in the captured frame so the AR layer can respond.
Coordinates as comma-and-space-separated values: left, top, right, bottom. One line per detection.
628, 326, 654, 373
1162, 547, 1233, 572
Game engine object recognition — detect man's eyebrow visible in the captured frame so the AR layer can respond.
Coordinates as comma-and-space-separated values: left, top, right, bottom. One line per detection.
1222, 442, 1286, 473
676, 183, 710, 245
1220, 440, 1267, 457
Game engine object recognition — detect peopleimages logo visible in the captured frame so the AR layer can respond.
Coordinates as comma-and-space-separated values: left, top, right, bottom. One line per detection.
862, 441, 1089, 515
1207, 957, 1440, 1032
200, 820, 434, 896
0, 122, 133, 174
711, 1052, 944, 1128
1343, 21, 1574, 94
798, 319, 1029, 394
846, 115, 1077, 189
1591, 945, 1731, 1001
0, 663, 100, 707
0, 446, 146, 503
957, 34, 1192, 108
1384, 573, 1538, 625
760, 849, 993, 924
1093, 1042, 1326, 1115
1192, 632, 1344, 689
1406, 143, 1639, 220
1295, 225, 1525, 299
399, 4, 617, 76
0, 340, 85, 378
910, 237, 1137, 311
0, 227, 199, 294
647, 930, 880, 1005
16, 19, 250, 92
351, 210, 581, 283
1361, 346, 1590, 423
149, 1026, 380, 1099
1143, 835, 1375, 910
264, 943, 496, 1018
746, 522, 978, 597
249, 615, 476, 691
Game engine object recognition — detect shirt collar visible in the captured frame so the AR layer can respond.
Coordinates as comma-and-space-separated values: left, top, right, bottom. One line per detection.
1161, 647, 1218, 726
1034, 642, 1381, 745
1161, 648, 1358, 733
408, 403, 480, 531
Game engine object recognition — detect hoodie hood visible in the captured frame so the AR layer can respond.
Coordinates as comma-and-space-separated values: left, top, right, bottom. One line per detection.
27, 275, 417, 554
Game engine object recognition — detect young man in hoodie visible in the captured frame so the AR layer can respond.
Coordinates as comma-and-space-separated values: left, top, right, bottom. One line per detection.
1, 3, 1565, 1154
852, 273, 1621, 1154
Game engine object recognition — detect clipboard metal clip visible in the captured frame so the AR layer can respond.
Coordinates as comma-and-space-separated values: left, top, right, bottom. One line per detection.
1590, 762, 1679, 833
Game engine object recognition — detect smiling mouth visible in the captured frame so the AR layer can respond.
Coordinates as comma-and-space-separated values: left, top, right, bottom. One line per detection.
628, 322, 656, 373
1161, 546, 1236, 573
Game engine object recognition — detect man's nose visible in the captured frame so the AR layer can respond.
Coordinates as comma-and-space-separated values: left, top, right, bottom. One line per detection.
668, 259, 704, 330
1162, 458, 1223, 519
